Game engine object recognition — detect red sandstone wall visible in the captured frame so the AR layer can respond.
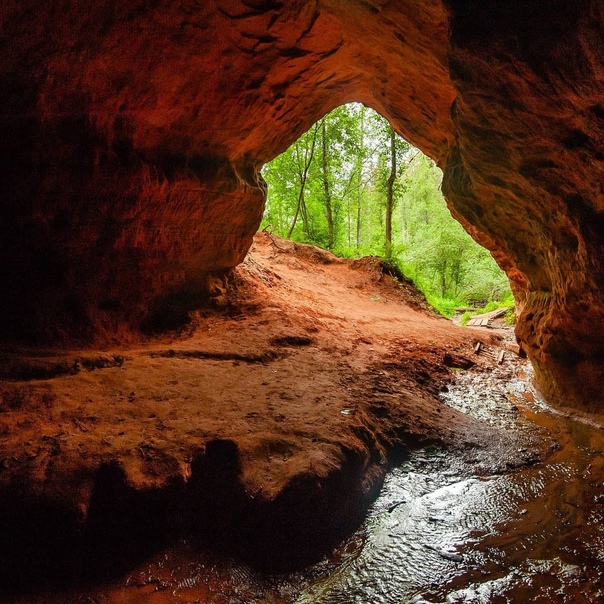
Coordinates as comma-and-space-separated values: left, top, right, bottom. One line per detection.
0, 0, 603, 409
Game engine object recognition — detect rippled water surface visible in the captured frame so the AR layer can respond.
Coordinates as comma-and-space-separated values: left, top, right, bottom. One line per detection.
296, 410, 604, 603
16, 362, 604, 603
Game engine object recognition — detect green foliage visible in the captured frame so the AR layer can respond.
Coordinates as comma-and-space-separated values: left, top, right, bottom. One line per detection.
460, 311, 471, 326
262, 103, 513, 314
479, 293, 515, 314
482, 301, 504, 313
424, 443, 443, 457
504, 307, 516, 326
425, 296, 459, 318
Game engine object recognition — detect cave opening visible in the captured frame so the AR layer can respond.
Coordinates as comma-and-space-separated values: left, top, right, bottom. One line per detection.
261, 102, 513, 319
1, 0, 604, 600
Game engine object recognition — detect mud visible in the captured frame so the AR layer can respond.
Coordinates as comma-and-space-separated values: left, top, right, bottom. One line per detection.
0, 233, 529, 597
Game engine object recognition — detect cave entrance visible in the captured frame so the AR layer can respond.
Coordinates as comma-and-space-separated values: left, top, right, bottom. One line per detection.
261, 103, 512, 318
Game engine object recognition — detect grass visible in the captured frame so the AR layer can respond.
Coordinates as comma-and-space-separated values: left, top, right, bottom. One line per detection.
504, 306, 516, 326
425, 295, 459, 318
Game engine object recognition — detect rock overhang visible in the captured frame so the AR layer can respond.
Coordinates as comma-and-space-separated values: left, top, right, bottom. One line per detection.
1, 0, 603, 409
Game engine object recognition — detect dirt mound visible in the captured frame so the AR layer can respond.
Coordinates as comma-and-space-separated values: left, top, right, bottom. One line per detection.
249, 232, 431, 312
348, 255, 432, 313
261, 232, 342, 265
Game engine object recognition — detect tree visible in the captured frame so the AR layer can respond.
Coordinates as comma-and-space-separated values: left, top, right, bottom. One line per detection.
385, 126, 396, 258
287, 122, 319, 239
355, 106, 365, 250
321, 118, 335, 249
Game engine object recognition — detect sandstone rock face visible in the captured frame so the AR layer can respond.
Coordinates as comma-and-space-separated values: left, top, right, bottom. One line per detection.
0, 1, 602, 409
443, 0, 604, 411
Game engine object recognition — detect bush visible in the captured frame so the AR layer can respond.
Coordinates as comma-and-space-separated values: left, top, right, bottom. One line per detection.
482, 301, 500, 313
504, 306, 516, 326
426, 296, 459, 318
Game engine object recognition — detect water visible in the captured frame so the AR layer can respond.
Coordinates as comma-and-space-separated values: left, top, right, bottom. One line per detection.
294, 366, 604, 604
10, 360, 604, 603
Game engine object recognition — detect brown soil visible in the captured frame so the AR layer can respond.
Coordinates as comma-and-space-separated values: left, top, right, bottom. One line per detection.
0, 233, 543, 591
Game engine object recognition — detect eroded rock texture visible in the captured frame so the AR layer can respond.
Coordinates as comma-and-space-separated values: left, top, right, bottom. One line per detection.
0, 0, 603, 409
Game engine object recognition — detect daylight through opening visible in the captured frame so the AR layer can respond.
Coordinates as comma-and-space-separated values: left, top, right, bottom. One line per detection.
262, 103, 512, 318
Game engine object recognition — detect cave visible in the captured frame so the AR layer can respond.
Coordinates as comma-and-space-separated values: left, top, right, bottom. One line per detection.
1, 0, 604, 599
1, 0, 602, 410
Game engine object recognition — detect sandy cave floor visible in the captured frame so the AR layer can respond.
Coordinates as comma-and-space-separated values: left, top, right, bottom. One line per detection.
0, 233, 549, 587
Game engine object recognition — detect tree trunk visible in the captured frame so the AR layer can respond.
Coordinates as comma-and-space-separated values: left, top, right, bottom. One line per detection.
321, 118, 335, 249
356, 106, 365, 251
440, 258, 447, 297
288, 123, 319, 239
399, 151, 418, 244
300, 194, 310, 237
385, 126, 396, 258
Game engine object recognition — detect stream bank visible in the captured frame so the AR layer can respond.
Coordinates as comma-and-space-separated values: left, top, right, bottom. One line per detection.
12, 338, 604, 603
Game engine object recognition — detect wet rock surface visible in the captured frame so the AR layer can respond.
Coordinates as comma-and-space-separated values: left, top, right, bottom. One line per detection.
12, 328, 604, 603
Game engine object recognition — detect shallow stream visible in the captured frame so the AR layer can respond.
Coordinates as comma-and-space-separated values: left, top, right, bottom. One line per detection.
13, 359, 604, 603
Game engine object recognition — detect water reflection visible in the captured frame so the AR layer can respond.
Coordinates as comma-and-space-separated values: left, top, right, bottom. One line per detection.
297, 366, 604, 603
